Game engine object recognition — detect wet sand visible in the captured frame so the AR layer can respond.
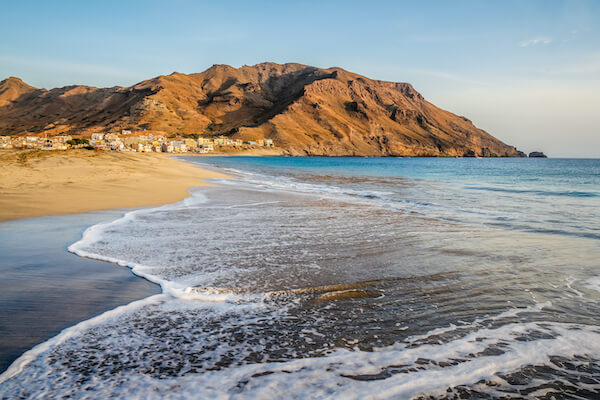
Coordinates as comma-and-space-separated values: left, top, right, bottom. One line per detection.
0, 149, 229, 372
0, 211, 161, 373
0, 149, 229, 222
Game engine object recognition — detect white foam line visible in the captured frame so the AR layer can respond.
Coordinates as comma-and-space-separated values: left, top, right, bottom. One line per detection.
228, 200, 283, 208
67, 189, 254, 303
1, 185, 260, 384
4, 161, 597, 396
214, 170, 394, 203
209, 168, 485, 225
566, 276, 585, 298
405, 301, 552, 345
0, 293, 167, 385
587, 276, 600, 293
41, 320, 594, 399
336, 324, 600, 399
273, 321, 597, 399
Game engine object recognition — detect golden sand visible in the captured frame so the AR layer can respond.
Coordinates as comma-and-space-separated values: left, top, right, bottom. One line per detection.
0, 149, 229, 222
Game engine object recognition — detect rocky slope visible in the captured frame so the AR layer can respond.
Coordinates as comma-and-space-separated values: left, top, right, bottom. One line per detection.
0, 63, 524, 156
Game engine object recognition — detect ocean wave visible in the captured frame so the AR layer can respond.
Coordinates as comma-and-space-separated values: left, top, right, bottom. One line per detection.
464, 185, 599, 198
3, 158, 600, 398
587, 277, 600, 293
203, 164, 600, 242
66, 189, 254, 303
1, 297, 598, 399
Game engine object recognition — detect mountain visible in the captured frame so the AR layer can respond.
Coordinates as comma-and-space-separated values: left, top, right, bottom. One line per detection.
0, 77, 37, 107
0, 63, 524, 157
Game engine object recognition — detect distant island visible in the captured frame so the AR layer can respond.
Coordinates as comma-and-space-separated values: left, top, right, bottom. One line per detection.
0, 62, 527, 157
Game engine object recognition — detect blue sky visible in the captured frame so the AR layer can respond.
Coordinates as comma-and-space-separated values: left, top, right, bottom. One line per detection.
1, 0, 599, 156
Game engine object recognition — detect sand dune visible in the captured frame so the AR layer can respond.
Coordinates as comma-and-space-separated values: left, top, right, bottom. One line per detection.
0, 150, 229, 222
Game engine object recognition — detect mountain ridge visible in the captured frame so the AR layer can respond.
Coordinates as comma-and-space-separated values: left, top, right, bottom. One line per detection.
0, 63, 525, 157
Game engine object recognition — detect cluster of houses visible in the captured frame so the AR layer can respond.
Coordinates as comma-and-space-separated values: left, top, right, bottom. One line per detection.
0, 131, 274, 153
1, 135, 72, 150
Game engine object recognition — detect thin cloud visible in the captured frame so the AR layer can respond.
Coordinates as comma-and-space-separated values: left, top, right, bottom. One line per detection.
519, 37, 553, 47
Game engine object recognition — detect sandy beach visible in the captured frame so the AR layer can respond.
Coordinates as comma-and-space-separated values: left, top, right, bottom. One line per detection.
0, 149, 229, 222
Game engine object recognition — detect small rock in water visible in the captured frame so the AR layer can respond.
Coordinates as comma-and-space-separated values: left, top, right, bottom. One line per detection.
528, 151, 547, 158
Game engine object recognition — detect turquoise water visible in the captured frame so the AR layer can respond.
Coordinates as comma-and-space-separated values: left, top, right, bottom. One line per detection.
2, 157, 599, 398
195, 157, 600, 240
195, 156, 599, 188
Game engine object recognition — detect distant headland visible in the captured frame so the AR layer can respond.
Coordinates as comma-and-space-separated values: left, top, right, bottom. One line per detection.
0, 62, 528, 157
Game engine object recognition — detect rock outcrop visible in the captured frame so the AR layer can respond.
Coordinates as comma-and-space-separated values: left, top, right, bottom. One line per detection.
0, 63, 525, 157
528, 152, 547, 158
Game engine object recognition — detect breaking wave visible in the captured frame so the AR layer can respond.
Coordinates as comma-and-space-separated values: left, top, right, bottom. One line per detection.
2, 157, 600, 399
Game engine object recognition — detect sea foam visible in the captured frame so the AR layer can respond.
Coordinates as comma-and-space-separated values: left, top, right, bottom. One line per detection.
3, 159, 600, 398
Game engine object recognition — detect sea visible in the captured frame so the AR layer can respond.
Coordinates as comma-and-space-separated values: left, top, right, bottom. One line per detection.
1, 156, 599, 399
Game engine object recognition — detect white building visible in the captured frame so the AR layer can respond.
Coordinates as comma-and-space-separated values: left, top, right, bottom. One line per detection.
0, 136, 13, 149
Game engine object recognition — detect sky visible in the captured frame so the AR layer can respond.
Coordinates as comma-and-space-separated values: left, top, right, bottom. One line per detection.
1, 0, 599, 157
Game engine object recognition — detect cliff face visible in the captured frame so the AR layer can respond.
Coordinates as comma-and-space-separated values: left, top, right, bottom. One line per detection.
0, 63, 524, 157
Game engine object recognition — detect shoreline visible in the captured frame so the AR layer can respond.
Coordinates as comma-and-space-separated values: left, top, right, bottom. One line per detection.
0, 157, 230, 376
0, 211, 161, 373
0, 149, 230, 222
0, 153, 233, 372
1, 156, 599, 397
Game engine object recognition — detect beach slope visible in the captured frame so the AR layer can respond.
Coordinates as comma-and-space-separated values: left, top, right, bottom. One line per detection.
0, 150, 228, 222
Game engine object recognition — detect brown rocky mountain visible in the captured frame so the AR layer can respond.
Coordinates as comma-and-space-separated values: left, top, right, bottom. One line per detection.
0, 63, 524, 156
0, 77, 37, 107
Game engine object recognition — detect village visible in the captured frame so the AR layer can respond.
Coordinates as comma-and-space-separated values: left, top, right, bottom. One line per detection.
0, 131, 275, 153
